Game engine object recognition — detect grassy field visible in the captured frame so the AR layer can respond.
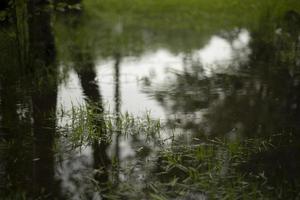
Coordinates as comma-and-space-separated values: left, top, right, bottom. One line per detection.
53, 0, 300, 65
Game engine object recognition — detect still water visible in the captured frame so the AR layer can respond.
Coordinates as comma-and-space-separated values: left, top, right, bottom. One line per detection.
59, 29, 251, 118
1, 0, 300, 199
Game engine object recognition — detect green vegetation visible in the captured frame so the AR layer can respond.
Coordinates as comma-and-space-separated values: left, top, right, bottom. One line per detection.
57, 104, 161, 148
52, 106, 300, 199
54, 0, 300, 64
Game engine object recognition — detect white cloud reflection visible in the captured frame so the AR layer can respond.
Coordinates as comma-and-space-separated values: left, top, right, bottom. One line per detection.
57, 29, 251, 118
195, 29, 251, 75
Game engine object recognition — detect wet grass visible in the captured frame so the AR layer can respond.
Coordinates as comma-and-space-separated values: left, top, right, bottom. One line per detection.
57, 104, 162, 148
1, 104, 299, 199
53, 105, 300, 199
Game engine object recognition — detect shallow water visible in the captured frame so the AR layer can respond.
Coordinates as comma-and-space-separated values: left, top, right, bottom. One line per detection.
1, 0, 300, 199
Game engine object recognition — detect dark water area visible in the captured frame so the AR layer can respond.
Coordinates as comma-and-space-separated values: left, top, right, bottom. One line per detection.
1, 0, 300, 199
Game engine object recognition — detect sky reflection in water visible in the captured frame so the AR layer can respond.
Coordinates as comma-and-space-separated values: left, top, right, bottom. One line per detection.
57, 29, 251, 118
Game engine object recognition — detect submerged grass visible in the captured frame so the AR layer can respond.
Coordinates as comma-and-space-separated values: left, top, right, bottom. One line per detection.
1, 104, 299, 199
53, 105, 300, 199
56, 104, 162, 149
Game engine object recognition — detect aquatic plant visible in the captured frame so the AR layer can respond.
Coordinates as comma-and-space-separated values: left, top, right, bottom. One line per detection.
53, 105, 300, 199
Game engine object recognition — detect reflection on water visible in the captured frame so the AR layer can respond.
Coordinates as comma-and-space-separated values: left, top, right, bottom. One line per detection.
194, 29, 251, 75
1, 0, 300, 199
59, 29, 251, 118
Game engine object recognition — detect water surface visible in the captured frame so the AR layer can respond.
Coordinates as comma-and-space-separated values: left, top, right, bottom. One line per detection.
1, 0, 300, 199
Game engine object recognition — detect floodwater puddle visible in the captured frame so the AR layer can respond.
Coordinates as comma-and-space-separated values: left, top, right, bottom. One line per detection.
1, 0, 300, 199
